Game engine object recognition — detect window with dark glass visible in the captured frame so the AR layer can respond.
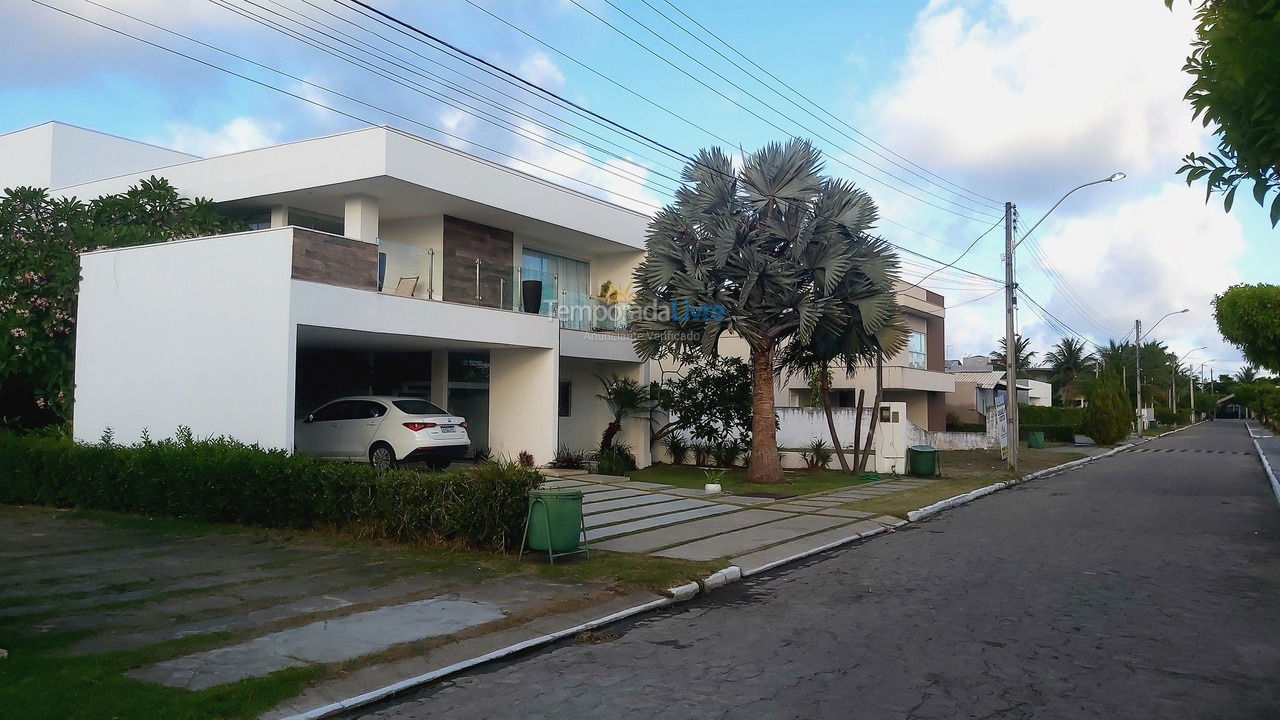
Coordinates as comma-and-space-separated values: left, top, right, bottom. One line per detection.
558, 380, 572, 417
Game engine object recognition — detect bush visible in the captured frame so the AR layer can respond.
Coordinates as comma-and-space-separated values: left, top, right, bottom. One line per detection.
594, 442, 637, 476
1154, 409, 1182, 426
1018, 424, 1076, 443
947, 422, 987, 433
800, 439, 834, 470
710, 441, 743, 468
0, 430, 541, 551
662, 435, 689, 465
1018, 405, 1085, 430
691, 442, 711, 467
1081, 370, 1131, 445
548, 445, 587, 469
517, 450, 535, 468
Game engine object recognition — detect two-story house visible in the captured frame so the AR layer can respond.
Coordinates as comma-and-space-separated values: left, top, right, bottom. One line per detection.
724, 284, 953, 432
3, 122, 652, 466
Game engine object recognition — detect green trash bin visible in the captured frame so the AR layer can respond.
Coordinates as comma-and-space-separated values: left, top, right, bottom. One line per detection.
1028, 431, 1046, 449
521, 488, 588, 563
907, 445, 939, 477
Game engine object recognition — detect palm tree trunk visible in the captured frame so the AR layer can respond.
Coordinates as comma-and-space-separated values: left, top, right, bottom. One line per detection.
856, 354, 885, 474
748, 343, 785, 483
821, 373, 850, 472
850, 388, 865, 471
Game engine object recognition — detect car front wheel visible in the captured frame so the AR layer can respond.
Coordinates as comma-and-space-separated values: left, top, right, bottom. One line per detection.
369, 443, 397, 471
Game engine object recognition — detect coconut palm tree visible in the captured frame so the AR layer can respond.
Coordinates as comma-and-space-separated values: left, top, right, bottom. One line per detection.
989, 334, 1036, 372
630, 139, 901, 483
1236, 364, 1259, 383
1044, 337, 1097, 405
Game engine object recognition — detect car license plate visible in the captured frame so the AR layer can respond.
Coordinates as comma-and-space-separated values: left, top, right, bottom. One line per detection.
439, 425, 455, 433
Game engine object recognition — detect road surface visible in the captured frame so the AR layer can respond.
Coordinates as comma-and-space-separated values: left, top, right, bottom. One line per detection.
353, 420, 1280, 719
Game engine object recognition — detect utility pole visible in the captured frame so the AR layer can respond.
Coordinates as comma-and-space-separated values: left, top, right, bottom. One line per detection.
1004, 201, 1019, 472
1135, 319, 1143, 438
1190, 371, 1195, 422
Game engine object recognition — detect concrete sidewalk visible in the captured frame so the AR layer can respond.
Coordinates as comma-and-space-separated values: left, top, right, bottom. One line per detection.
543, 474, 925, 573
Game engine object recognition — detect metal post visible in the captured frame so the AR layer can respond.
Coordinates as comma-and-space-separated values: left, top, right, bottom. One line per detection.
499, 277, 505, 310
426, 248, 435, 299
1003, 201, 1019, 472
1190, 370, 1196, 422
1135, 319, 1143, 438
474, 258, 482, 304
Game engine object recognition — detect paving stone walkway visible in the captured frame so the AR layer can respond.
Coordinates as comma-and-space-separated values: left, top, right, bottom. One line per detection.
541, 473, 932, 572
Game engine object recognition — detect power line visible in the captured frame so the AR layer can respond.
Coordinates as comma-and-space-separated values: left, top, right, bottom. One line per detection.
564, 0, 1003, 224
1013, 207, 1127, 337
210, 0, 682, 196
947, 287, 1003, 308
638, 0, 1003, 212
900, 216, 1003, 290
37, 0, 663, 210
655, 0, 1003, 208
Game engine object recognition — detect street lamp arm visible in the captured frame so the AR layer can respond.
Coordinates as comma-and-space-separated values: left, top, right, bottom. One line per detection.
1145, 308, 1191, 338
1012, 173, 1125, 251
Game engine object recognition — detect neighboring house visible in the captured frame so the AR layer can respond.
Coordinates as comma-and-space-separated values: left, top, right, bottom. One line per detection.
945, 370, 1051, 424
739, 284, 954, 432
4, 122, 652, 466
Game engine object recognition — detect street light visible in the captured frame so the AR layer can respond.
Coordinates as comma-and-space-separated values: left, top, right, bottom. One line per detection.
1134, 309, 1189, 437
1175, 346, 1206, 417
1003, 171, 1125, 472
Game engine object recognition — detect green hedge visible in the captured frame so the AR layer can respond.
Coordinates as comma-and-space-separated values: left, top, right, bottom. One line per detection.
0, 431, 541, 551
1018, 424, 1076, 443
1018, 405, 1085, 430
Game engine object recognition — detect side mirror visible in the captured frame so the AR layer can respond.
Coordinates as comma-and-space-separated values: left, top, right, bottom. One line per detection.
303, 414, 315, 424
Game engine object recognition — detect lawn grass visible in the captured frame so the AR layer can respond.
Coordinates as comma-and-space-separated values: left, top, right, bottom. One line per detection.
0, 625, 321, 720
839, 446, 1087, 520
0, 505, 721, 720
629, 463, 875, 497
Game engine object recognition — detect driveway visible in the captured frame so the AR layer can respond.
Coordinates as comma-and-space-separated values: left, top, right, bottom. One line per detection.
352, 420, 1280, 719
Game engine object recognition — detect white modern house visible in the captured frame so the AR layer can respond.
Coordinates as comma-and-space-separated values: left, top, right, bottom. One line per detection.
3, 122, 652, 466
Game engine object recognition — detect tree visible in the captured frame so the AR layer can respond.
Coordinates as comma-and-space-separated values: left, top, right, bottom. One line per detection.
1235, 364, 1259, 383
1096, 339, 1131, 373
595, 374, 651, 450
1081, 369, 1131, 445
631, 139, 898, 483
649, 354, 753, 450
1214, 284, 1280, 373
1044, 337, 1097, 405
989, 334, 1036, 372
1166, 0, 1280, 226
0, 179, 239, 428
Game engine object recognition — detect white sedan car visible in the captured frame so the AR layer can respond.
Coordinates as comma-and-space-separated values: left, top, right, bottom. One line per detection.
295, 396, 469, 470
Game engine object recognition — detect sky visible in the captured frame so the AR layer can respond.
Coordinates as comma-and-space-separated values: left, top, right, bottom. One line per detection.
4, 0, 1275, 377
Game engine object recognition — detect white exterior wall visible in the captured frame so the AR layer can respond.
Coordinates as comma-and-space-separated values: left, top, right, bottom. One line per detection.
0, 122, 197, 191
74, 228, 295, 448
489, 348, 558, 464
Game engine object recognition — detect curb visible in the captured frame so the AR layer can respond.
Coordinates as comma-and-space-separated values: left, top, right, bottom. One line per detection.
280, 565, 743, 720
739, 523, 893, 578
1253, 438, 1280, 506
906, 422, 1203, 523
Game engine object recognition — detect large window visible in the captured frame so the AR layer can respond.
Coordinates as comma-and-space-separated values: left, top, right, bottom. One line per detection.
907, 331, 927, 369
521, 248, 590, 330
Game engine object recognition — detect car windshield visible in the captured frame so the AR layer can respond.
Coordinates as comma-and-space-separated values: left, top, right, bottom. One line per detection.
391, 399, 448, 416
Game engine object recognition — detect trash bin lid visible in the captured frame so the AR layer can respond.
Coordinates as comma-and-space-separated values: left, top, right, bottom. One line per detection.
529, 488, 584, 499
908, 444, 937, 452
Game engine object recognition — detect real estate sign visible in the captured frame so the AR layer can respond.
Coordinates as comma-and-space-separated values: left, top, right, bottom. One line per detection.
995, 391, 1009, 461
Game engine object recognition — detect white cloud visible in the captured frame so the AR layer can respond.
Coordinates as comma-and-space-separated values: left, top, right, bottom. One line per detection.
160, 117, 282, 156
873, 0, 1204, 201
504, 120, 662, 214
1027, 182, 1245, 368
517, 51, 566, 89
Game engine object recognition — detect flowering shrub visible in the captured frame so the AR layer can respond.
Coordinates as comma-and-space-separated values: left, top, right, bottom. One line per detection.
0, 179, 240, 427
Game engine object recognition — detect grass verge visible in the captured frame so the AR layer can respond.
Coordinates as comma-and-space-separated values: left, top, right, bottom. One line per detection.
841, 447, 1087, 519
630, 463, 874, 497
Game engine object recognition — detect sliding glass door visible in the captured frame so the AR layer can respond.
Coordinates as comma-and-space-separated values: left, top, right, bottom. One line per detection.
521, 248, 590, 330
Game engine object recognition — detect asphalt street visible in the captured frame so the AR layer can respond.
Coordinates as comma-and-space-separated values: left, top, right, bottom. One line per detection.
352, 420, 1280, 719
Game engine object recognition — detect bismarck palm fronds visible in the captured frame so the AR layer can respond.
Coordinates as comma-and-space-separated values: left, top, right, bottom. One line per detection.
630, 138, 903, 483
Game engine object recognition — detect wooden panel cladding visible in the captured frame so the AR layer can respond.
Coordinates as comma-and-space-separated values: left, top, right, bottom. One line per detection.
442, 215, 514, 308
926, 315, 945, 373
291, 228, 378, 291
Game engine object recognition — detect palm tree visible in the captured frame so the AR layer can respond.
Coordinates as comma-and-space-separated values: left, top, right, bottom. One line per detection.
1236, 364, 1259, 383
989, 334, 1036, 372
631, 139, 901, 483
1044, 337, 1097, 405
595, 375, 650, 450
1096, 339, 1131, 372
